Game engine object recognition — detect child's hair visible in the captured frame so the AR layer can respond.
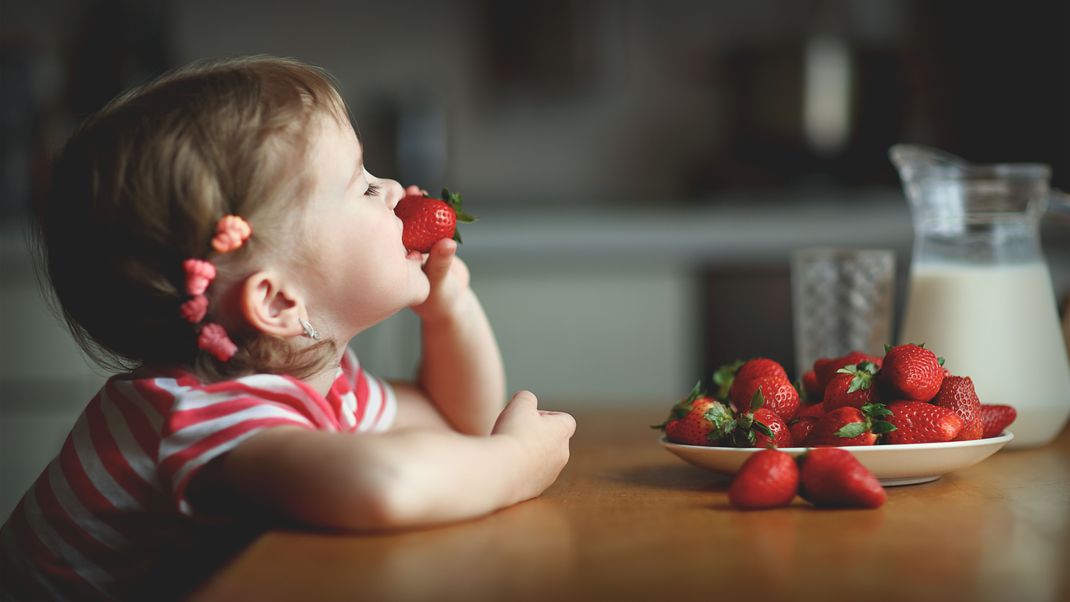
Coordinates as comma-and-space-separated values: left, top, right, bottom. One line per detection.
34, 56, 350, 380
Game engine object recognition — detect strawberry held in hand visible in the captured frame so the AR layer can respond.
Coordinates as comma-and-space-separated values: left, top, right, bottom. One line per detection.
395, 188, 476, 253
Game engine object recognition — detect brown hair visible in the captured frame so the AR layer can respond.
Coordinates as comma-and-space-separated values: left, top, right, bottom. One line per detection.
34, 56, 348, 380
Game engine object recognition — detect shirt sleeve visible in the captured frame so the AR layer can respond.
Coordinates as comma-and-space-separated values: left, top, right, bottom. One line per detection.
156, 375, 323, 518
338, 345, 398, 433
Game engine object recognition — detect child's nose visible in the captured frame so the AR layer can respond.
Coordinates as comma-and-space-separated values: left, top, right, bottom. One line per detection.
384, 180, 405, 210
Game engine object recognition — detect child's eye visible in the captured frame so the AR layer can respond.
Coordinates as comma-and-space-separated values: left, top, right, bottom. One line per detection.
366, 183, 382, 197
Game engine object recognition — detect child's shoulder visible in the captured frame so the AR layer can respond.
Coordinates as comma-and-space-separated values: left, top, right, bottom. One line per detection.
112, 364, 330, 414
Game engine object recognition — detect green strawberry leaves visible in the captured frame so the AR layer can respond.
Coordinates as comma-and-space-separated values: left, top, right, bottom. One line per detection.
834, 422, 867, 438
704, 401, 737, 443
836, 361, 878, 393
752, 419, 774, 438
794, 376, 810, 404
750, 387, 766, 412
833, 402, 897, 439
651, 380, 705, 429
712, 360, 743, 400
439, 187, 476, 244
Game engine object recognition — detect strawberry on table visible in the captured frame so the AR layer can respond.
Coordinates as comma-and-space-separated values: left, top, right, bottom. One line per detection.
883, 401, 963, 444
879, 344, 945, 402
823, 361, 881, 411
980, 404, 1017, 438
728, 449, 799, 510
653, 382, 735, 446
932, 376, 983, 441
797, 448, 886, 509
395, 187, 476, 253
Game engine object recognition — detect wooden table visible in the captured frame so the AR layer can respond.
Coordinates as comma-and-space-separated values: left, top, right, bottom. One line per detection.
188, 409, 1070, 602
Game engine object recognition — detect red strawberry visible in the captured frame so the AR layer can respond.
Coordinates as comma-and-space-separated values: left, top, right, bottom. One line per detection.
727, 358, 787, 398
932, 376, 983, 441
796, 401, 827, 420
801, 369, 823, 402
653, 382, 735, 446
797, 448, 886, 509
753, 408, 793, 449
730, 375, 800, 421
805, 405, 894, 447
730, 390, 793, 448
728, 449, 799, 510
980, 404, 1017, 438
814, 352, 883, 394
883, 401, 963, 444
395, 188, 476, 253
789, 417, 818, 445
879, 344, 945, 402
823, 361, 881, 411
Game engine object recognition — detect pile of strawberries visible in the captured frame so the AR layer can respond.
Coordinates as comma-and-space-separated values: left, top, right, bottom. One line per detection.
654, 343, 1017, 450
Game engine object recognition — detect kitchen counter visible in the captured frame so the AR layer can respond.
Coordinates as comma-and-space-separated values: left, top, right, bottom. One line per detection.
187, 408, 1070, 602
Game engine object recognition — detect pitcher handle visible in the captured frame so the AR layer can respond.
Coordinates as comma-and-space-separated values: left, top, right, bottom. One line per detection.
1051, 190, 1070, 217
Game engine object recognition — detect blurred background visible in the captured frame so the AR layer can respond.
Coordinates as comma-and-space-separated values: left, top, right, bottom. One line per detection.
1, 0, 1069, 518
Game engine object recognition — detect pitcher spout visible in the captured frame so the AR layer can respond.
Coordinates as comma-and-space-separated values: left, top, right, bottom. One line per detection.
889, 144, 968, 181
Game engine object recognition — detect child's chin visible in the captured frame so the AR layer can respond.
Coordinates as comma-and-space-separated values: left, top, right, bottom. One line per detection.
412, 280, 432, 304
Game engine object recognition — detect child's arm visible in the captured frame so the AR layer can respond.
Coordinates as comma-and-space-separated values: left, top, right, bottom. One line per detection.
408, 238, 505, 436
187, 391, 574, 530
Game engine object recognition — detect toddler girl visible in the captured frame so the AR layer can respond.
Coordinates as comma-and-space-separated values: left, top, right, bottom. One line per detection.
0, 56, 575, 601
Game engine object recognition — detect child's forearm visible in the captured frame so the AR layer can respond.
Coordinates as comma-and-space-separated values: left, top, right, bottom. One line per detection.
418, 289, 505, 435
208, 426, 531, 531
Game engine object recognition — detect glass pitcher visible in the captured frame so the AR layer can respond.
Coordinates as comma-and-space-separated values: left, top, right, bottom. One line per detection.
890, 144, 1070, 448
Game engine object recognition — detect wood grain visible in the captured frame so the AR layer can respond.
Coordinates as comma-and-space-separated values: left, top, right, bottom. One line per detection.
188, 408, 1070, 602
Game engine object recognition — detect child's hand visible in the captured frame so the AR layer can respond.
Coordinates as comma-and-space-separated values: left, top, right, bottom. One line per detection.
410, 237, 472, 323
492, 391, 576, 501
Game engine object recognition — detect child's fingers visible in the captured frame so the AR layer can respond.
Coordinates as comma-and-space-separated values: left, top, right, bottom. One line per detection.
405, 185, 422, 195
508, 390, 538, 411
492, 390, 538, 434
422, 238, 457, 282
541, 410, 577, 437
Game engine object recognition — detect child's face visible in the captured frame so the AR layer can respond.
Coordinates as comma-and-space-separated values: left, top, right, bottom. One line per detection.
295, 114, 430, 335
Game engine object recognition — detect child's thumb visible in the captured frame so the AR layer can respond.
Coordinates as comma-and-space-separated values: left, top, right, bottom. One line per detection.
423, 239, 457, 280
507, 390, 538, 411
492, 391, 537, 434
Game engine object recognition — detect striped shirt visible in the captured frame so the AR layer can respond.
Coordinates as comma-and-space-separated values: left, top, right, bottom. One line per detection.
0, 347, 396, 601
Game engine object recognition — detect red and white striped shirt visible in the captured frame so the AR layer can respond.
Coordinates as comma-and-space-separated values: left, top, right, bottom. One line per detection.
0, 347, 395, 601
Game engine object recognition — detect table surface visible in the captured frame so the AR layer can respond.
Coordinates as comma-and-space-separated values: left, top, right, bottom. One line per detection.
188, 409, 1070, 602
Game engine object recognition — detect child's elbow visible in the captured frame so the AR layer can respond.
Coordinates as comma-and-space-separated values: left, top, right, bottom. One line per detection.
337, 459, 428, 531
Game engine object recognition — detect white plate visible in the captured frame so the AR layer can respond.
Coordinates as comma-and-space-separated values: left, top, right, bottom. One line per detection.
659, 432, 1014, 486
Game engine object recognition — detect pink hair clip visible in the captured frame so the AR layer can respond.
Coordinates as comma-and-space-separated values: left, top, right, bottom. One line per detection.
179, 294, 208, 323
183, 259, 216, 296
212, 215, 252, 253
198, 323, 238, 362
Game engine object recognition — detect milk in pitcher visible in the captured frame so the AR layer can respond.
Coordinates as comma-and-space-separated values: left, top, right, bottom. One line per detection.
900, 261, 1070, 447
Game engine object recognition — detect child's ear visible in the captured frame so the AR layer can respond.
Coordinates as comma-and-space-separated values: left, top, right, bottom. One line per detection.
238, 271, 305, 338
